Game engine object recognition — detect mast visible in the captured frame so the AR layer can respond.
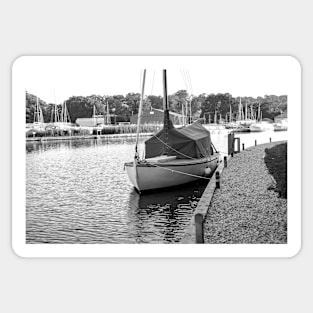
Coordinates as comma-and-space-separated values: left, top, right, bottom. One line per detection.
106, 99, 110, 125
34, 96, 40, 123
163, 70, 171, 154
189, 97, 192, 124
61, 102, 64, 123
258, 102, 261, 122
229, 102, 232, 123
53, 90, 59, 124
134, 69, 146, 159
40, 107, 44, 123
93, 104, 96, 126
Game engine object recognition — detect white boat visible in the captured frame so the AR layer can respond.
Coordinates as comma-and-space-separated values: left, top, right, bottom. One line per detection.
33, 96, 45, 131
249, 102, 274, 132
124, 70, 220, 192
273, 119, 288, 131
250, 121, 274, 132
203, 123, 226, 131
273, 113, 288, 131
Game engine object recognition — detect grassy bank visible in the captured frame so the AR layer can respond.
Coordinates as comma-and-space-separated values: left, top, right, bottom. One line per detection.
26, 123, 163, 138
264, 143, 287, 198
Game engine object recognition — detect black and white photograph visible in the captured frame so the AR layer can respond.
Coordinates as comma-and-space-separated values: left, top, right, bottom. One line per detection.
12, 56, 301, 257
3, 1, 312, 312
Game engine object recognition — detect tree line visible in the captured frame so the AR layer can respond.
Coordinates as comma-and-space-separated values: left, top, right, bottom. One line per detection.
26, 90, 287, 124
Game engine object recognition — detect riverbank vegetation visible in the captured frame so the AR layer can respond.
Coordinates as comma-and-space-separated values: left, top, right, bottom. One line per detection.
264, 143, 287, 198
26, 123, 163, 137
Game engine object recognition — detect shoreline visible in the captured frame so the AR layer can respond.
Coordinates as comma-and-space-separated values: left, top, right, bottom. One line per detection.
26, 132, 154, 142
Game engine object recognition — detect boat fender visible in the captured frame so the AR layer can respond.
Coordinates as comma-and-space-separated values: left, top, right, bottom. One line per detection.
204, 167, 212, 176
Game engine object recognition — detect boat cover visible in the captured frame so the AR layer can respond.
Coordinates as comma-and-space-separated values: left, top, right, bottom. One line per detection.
145, 121, 212, 159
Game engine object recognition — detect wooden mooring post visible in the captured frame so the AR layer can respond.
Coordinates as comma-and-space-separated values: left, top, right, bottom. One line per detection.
242, 143, 245, 151
233, 137, 240, 153
270, 137, 272, 143
228, 132, 235, 156
255, 140, 257, 146
195, 213, 204, 244
215, 171, 220, 188
224, 156, 227, 167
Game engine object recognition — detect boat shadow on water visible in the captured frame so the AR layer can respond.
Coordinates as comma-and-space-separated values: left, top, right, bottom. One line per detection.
126, 180, 208, 243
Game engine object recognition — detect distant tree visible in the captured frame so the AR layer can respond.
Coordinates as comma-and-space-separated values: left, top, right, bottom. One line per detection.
66, 96, 92, 123
124, 93, 141, 116
147, 95, 163, 110
87, 95, 106, 115
169, 90, 189, 114
25, 91, 288, 125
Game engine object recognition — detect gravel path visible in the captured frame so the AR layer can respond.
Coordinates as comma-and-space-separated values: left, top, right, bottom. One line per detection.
204, 141, 287, 244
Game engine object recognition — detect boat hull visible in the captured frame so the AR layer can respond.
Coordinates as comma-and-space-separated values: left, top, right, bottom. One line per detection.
125, 154, 219, 192
273, 123, 288, 131
249, 122, 274, 132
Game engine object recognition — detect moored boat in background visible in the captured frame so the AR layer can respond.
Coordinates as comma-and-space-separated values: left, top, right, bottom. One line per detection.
249, 121, 274, 132
273, 119, 288, 131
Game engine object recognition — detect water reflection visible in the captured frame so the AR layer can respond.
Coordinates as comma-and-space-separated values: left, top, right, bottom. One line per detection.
127, 181, 207, 243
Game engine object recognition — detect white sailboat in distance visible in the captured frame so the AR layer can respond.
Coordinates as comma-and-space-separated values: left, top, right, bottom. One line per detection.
124, 70, 220, 192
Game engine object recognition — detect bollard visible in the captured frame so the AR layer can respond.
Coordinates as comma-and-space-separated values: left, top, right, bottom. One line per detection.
195, 213, 204, 244
231, 152, 234, 157
270, 137, 272, 143
255, 140, 257, 146
224, 156, 227, 168
242, 143, 245, 151
215, 171, 220, 189
228, 133, 234, 155
237, 138, 240, 153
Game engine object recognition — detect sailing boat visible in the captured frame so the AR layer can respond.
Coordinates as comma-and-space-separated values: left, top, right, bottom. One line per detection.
250, 102, 274, 132
124, 70, 220, 192
33, 96, 45, 130
273, 110, 288, 131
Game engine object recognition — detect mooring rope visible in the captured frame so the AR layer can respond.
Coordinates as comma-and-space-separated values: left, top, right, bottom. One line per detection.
146, 162, 213, 180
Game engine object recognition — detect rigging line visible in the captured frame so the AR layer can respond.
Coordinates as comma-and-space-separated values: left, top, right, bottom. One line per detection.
182, 69, 189, 94
183, 69, 191, 95
186, 70, 193, 95
211, 142, 219, 153
151, 133, 213, 161
184, 69, 191, 95
151, 134, 196, 160
180, 69, 189, 92
150, 70, 155, 95
146, 163, 212, 180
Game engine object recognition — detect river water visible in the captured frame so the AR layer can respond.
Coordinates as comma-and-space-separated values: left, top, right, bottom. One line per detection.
26, 130, 288, 244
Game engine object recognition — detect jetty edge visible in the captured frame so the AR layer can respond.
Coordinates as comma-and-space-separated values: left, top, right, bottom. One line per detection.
180, 140, 287, 244
180, 156, 228, 243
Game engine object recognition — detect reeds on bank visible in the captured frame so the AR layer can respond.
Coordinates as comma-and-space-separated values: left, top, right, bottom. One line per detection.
26, 123, 163, 137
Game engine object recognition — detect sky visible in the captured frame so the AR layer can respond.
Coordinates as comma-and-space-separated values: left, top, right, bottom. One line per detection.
14, 56, 296, 104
